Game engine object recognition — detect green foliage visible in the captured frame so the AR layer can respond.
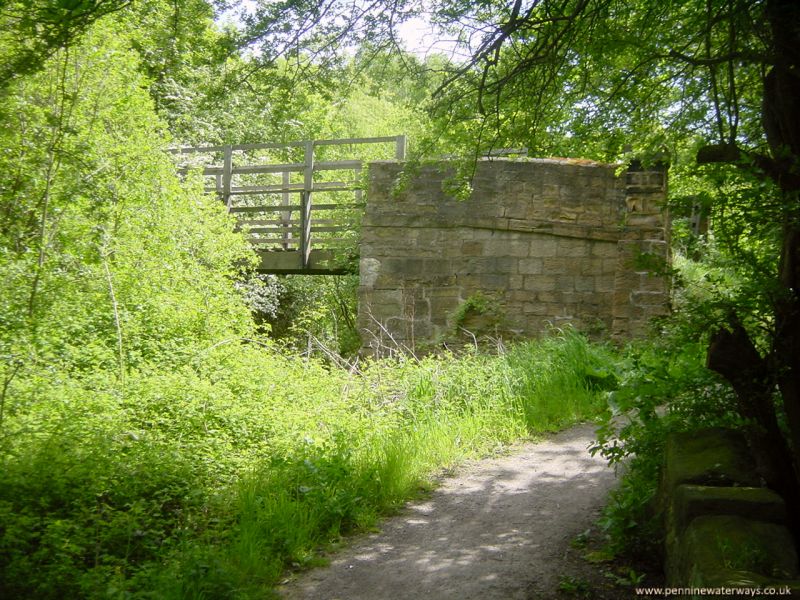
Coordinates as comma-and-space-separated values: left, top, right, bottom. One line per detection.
558, 574, 591, 597
667, 160, 784, 349
0, 0, 132, 94
507, 329, 617, 432
590, 335, 742, 558
451, 292, 495, 326
607, 567, 646, 587
583, 149, 792, 560
264, 275, 361, 357
449, 292, 505, 339
0, 18, 255, 381
717, 538, 771, 574
1, 324, 613, 598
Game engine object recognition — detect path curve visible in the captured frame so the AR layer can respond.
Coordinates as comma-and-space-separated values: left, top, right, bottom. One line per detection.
279, 423, 618, 600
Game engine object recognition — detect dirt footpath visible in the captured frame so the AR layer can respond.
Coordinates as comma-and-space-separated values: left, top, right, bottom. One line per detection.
279, 423, 626, 600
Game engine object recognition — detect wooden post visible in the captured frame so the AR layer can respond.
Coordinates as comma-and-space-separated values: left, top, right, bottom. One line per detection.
301, 191, 312, 268
395, 135, 407, 160
222, 145, 233, 210
281, 171, 291, 250
354, 165, 363, 204
301, 141, 314, 268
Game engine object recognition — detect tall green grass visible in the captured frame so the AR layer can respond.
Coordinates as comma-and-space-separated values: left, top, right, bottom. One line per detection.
0, 329, 616, 599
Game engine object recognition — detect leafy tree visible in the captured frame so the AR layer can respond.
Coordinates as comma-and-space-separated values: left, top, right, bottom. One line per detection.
0, 0, 132, 94
236, 0, 800, 536
120, 0, 236, 119
0, 15, 255, 403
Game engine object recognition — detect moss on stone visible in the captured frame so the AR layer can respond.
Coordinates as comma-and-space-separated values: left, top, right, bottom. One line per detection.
676, 515, 798, 595
672, 485, 786, 534
661, 428, 760, 496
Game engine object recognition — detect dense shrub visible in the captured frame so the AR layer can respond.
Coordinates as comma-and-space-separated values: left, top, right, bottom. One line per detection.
590, 334, 743, 558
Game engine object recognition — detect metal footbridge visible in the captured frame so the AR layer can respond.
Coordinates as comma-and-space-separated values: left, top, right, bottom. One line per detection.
173, 135, 406, 274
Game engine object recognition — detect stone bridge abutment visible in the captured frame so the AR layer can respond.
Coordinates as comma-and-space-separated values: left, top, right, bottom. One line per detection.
357, 158, 669, 354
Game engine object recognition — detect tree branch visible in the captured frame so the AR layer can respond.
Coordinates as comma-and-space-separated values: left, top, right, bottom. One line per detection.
665, 48, 769, 66
696, 143, 800, 190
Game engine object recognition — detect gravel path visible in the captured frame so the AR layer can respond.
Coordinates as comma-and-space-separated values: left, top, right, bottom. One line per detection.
278, 423, 621, 600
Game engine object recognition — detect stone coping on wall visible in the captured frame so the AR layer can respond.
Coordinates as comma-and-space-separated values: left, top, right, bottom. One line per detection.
661, 428, 800, 597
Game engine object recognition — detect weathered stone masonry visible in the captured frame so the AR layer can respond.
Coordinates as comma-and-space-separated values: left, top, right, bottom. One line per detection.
358, 158, 669, 354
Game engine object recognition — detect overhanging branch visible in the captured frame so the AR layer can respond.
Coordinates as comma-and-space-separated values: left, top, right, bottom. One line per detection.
697, 143, 800, 190
665, 48, 771, 67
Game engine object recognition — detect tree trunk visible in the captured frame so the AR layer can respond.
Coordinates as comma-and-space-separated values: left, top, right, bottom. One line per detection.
707, 321, 800, 538
764, 0, 800, 506
773, 223, 800, 478
699, 0, 800, 541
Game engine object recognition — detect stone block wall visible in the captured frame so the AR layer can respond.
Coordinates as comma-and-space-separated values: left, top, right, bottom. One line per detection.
660, 428, 800, 596
357, 158, 669, 354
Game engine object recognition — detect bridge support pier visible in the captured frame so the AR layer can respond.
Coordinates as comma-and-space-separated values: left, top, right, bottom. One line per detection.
357, 158, 670, 355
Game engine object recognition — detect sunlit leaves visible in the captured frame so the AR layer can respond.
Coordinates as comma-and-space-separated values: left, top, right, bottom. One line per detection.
0, 19, 256, 383
0, 0, 132, 94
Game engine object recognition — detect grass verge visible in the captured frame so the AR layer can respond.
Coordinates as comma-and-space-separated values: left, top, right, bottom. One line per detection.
0, 329, 616, 599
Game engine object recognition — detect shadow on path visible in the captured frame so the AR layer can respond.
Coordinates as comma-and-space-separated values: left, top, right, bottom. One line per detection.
279, 423, 616, 600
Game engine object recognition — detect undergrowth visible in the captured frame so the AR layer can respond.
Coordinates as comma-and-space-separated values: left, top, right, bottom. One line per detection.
590, 334, 743, 560
0, 329, 613, 599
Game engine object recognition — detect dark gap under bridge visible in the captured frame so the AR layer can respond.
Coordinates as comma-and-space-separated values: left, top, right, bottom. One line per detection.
174, 135, 407, 274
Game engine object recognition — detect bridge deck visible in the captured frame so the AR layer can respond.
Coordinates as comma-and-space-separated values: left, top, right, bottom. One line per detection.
256, 249, 352, 275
